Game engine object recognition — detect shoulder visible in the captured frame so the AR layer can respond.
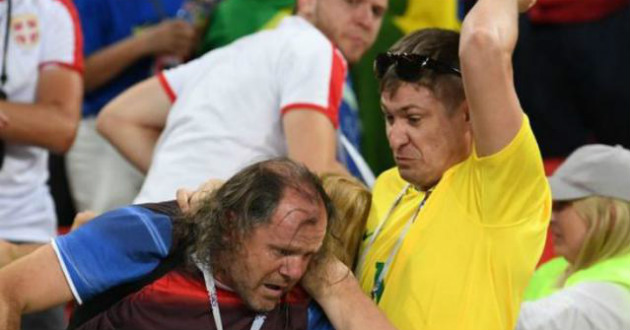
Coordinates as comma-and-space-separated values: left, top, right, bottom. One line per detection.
40, 0, 80, 18
278, 17, 338, 58
374, 168, 406, 191
372, 168, 407, 203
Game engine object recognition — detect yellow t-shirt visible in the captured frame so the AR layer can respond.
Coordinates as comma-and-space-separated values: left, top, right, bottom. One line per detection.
357, 116, 551, 330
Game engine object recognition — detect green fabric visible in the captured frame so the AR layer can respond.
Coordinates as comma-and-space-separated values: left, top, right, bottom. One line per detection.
524, 253, 630, 301
199, 0, 294, 53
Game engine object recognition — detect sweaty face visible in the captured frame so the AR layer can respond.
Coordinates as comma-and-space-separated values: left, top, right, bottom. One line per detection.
219, 189, 327, 312
312, 0, 387, 63
550, 202, 588, 264
381, 84, 470, 190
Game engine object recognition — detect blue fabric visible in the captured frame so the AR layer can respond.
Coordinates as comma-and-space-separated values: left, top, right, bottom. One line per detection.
74, 0, 183, 117
307, 302, 335, 330
54, 206, 173, 302
338, 76, 363, 178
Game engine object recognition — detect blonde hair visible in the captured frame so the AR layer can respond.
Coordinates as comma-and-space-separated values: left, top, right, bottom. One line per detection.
321, 173, 372, 269
559, 196, 630, 285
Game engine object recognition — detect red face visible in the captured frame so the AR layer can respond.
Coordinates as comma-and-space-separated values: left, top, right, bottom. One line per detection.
218, 189, 327, 312
311, 0, 387, 63
381, 84, 470, 189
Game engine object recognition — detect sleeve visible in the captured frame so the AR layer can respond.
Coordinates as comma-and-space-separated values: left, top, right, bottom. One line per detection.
452, 115, 552, 225
73, 0, 109, 57
277, 36, 346, 129
157, 55, 210, 103
39, 0, 84, 73
516, 282, 630, 330
307, 302, 335, 330
51, 206, 173, 304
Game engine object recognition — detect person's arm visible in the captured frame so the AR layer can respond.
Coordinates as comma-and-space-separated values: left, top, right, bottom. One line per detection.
283, 110, 349, 176
458, 0, 536, 157
278, 34, 351, 176
0, 67, 82, 153
516, 282, 630, 330
0, 241, 42, 269
84, 20, 195, 93
302, 258, 396, 330
0, 245, 74, 330
96, 77, 171, 173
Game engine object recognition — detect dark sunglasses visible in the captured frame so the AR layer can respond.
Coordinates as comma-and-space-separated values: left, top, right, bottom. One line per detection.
374, 52, 461, 81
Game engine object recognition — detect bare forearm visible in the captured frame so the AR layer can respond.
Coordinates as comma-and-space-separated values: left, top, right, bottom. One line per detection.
84, 35, 150, 93
0, 242, 42, 268
459, 0, 523, 157
98, 120, 160, 173
96, 77, 170, 173
0, 101, 78, 153
317, 275, 396, 330
304, 259, 396, 330
298, 157, 351, 177
0, 295, 20, 330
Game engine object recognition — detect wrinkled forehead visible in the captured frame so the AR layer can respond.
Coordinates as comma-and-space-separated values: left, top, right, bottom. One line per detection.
267, 190, 328, 247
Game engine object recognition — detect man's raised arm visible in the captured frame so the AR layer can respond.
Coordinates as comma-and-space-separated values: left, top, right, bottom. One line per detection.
459, 0, 535, 157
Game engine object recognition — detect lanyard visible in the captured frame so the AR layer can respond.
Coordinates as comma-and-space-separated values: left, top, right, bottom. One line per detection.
356, 184, 432, 302
195, 258, 267, 330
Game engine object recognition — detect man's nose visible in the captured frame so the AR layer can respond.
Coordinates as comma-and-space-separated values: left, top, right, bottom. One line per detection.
278, 256, 309, 281
387, 122, 409, 149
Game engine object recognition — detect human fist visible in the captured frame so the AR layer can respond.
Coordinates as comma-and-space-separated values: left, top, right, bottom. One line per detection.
140, 20, 196, 58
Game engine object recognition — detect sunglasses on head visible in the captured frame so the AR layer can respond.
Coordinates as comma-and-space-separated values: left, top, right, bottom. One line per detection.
374, 52, 461, 81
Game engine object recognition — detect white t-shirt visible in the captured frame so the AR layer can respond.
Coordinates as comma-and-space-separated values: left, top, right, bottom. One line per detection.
516, 282, 630, 330
135, 16, 346, 203
0, 0, 82, 242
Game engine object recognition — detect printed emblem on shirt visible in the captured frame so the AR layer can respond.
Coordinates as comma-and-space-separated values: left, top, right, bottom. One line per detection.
372, 261, 385, 303
11, 14, 39, 49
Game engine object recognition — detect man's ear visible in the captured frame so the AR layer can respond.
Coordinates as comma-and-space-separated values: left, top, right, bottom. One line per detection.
460, 101, 470, 123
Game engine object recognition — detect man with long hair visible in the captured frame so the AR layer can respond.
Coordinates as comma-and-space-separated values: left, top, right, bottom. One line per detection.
0, 158, 336, 330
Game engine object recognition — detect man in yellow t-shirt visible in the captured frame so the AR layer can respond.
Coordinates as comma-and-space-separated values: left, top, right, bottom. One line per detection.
303, 0, 550, 329
351, 0, 550, 329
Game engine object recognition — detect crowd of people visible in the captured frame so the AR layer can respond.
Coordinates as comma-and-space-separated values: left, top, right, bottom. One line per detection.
0, 0, 628, 329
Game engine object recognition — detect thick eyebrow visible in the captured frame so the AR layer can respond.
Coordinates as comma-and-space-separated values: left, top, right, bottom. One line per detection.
380, 103, 426, 115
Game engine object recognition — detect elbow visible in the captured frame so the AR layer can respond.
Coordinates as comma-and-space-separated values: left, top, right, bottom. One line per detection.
307, 159, 348, 177
96, 104, 119, 142
55, 130, 77, 154
51, 112, 80, 154
458, 27, 504, 68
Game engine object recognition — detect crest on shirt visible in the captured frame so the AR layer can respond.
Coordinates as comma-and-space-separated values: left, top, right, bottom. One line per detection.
11, 14, 39, 49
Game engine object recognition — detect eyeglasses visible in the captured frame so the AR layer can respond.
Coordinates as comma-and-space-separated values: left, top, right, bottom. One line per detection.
374, 52, 461, 81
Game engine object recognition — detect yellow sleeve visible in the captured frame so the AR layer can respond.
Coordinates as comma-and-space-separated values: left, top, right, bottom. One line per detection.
449, 115, 551, 226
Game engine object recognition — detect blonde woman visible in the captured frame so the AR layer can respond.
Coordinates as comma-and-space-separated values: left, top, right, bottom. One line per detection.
517, 144, 630, 330
320, 173, 371, 269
